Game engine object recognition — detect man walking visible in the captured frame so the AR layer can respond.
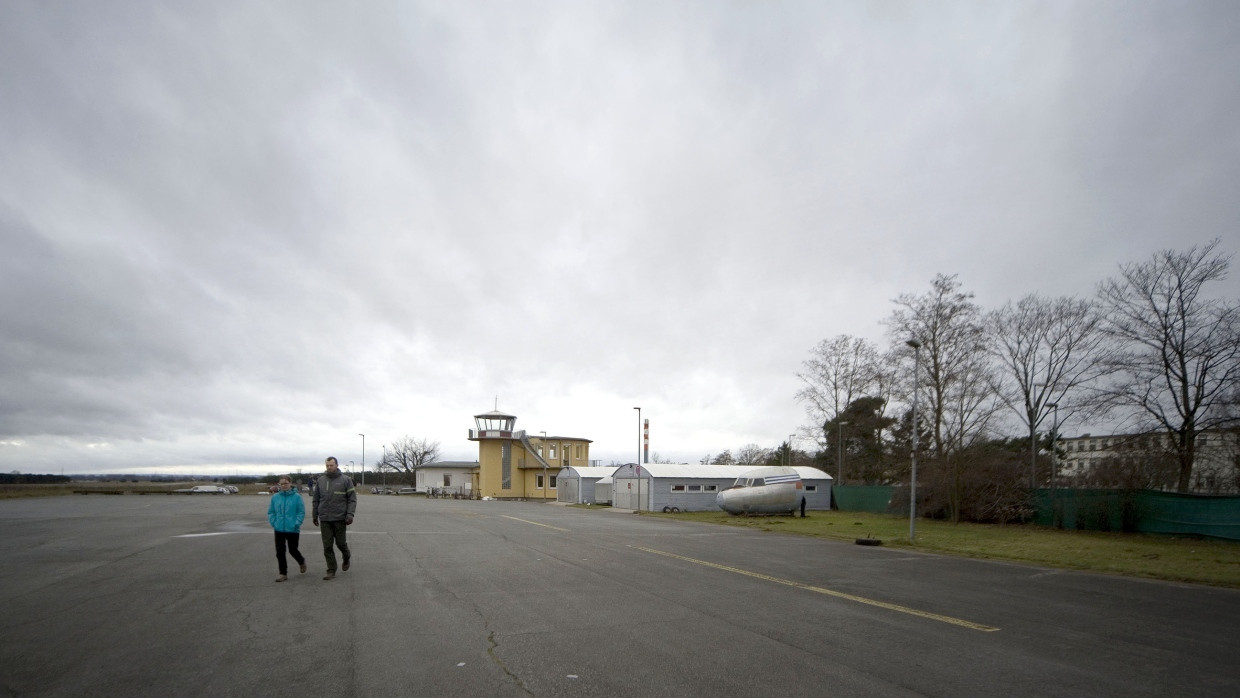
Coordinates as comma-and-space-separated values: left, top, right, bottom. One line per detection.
312, 456, 356, 580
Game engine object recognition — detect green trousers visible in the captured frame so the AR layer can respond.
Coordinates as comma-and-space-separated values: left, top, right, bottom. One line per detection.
320, 520, 350, 572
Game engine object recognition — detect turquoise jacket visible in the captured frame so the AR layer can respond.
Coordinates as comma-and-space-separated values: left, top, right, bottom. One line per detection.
267, 488, 305, 533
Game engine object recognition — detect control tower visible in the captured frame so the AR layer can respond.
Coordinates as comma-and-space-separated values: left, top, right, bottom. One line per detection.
468, 409, 592, 500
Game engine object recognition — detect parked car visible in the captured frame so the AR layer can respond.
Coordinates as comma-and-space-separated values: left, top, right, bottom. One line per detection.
397, 487, 417, 495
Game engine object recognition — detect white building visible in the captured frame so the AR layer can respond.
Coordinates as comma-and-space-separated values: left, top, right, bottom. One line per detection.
1057, 430, 1239, 493
610, 463, 833, 512
413, 461, 480, 495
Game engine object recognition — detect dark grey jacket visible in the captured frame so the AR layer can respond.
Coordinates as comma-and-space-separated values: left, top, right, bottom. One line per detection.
312, 471, 357, 522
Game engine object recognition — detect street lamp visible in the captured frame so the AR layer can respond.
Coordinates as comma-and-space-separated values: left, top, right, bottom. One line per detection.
633, 407, 641, 511
787, 434, 796, 468
906, 338, 922, 542
541, 430, 548, 502
837, 421, 850, 485
381, 444, 387, 489
358, 433, 365, 486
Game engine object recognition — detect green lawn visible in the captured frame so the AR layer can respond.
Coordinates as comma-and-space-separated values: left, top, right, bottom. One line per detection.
641, 509, 1240, 589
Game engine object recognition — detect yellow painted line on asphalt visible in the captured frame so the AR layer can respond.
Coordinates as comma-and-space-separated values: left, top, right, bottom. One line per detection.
501, 515, 570, 532
632, 545, 999, 632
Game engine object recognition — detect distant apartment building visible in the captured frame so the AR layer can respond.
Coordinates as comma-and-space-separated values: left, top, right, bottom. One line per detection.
1057, 429, 1240, 493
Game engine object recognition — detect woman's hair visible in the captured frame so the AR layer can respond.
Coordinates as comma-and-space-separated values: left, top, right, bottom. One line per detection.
279, 476, 291, 484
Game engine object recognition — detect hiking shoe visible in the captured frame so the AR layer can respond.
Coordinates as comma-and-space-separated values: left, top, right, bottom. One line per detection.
299, 563, 307, 574
342, 560, 350, 572
276, 575, 288, 583
323, 571, 335, 581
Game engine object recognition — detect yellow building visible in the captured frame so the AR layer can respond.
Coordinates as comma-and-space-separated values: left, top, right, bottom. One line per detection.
469, 410, 593, 500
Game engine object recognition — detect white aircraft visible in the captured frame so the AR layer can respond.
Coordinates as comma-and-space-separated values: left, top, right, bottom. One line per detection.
172, 485, 228, 494
716, 465, 805, 516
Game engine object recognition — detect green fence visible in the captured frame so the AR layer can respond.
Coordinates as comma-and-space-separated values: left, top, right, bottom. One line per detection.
834, 486, 897, 513
1034, 489, 1240, 541
833, 486, 1240, 541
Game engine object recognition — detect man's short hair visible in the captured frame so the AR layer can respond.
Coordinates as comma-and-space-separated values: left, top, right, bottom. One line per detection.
325, 456, 338, 465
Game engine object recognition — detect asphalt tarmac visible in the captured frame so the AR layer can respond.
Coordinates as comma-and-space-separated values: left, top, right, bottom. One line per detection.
2, 494, 1238, 697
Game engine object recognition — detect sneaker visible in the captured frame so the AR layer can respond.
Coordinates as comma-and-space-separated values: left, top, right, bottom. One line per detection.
299, 563, 307, 574
342, 560, 350, 572
323, 571, 335, 581
276, 575, 288, 583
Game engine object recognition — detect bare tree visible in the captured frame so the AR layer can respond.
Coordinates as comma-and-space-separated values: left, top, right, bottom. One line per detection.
887, 274, 999, 460
735, 443, 771, 464
886, 275, 1001, 521
796, 335, 882, 438
387, 436, 441, 474
1097, 240, 1240, 492
987, 293, 1113, 486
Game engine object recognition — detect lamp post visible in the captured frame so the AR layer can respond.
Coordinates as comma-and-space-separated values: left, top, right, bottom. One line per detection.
541, 430, 548, 502
786, 434, 795, 468
633, 407, 641, 511
358, 433, 365, 486
907, 338, 922, 542
837, 421, 849, 485
382, 444, 386, 490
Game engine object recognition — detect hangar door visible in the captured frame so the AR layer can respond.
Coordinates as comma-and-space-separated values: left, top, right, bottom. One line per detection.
613, 477, 649, 511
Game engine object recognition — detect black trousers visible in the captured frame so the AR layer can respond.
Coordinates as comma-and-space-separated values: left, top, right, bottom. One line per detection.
274, 531, 306, 575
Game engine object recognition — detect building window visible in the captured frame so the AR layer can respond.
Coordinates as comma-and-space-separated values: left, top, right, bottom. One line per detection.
688, 484, 701, 492
703, 484, 718, 492
443, 474, 451, 487
805, 485, 817, 492
576, 444, 583, 458
502, 442, 511, 489
671, 484, 686, 492
549, 475, 556, 489
536, 474, 544, 489
550, 444, 557, 459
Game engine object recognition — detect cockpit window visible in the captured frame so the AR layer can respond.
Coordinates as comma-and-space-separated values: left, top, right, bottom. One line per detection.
732, 477, 748, 487
752, 478, 765, 487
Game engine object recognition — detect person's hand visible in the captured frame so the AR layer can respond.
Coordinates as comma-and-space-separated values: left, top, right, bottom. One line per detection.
345, 516, 353, 526
312, 517, 319, 527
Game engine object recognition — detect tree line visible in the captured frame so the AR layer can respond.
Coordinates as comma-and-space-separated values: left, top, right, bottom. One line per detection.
790, 240, 1239, 522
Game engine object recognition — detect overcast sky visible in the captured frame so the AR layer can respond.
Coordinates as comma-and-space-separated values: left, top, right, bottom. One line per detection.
3, 1, 1238, 476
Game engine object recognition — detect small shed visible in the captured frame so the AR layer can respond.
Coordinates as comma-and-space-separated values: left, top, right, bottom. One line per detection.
413, 461, 480, 495
612, 463, 833, 512
556, 466, 620, 504
594, 474, 613, 505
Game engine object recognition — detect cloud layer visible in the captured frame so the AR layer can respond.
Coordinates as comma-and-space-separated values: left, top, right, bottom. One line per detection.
3, 1, 1238, 474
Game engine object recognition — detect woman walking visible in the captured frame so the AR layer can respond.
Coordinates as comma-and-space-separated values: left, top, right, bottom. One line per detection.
267, 476, 307, 581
